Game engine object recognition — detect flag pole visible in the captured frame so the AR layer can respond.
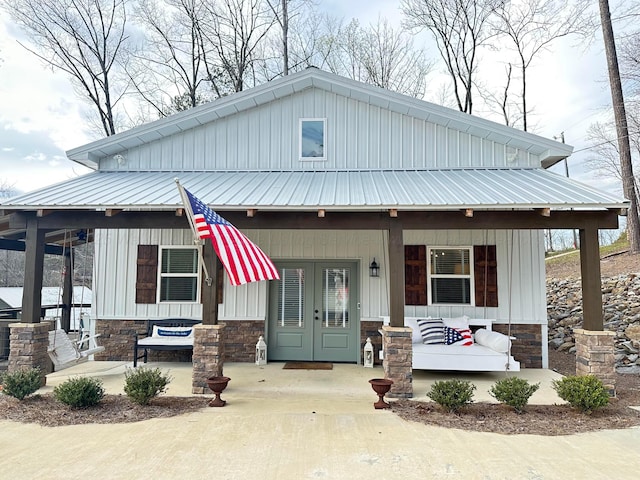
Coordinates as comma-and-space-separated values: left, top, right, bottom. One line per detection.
174, 178, 212, 285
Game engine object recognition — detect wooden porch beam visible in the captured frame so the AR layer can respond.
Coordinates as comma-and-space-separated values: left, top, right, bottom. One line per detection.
579, 225, 604, 330
9, 209, 620, 231
105, 209, 122, 217
464, 209, 474, 217
61, 251, 73, 332
247, 209, 257, 218
317, 209, 325, 218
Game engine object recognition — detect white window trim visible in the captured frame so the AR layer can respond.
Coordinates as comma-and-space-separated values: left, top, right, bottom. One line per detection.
299, 118, 327, 161
157, 245, 200, 304
427, 246, 475, 306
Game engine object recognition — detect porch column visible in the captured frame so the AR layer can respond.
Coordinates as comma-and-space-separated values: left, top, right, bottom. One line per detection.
192, 323, 225, 394
382, 325, 412, 398
574, 329, 616, 396
21, 216, 45, 324
388, 221, 404, 327
8, 322, 51, 382
201, 241, 219, 325
579, 225, 603, 330
60, 250, 73, 332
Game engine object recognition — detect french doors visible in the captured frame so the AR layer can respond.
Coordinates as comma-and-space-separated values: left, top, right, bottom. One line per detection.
268, 261, 358, 362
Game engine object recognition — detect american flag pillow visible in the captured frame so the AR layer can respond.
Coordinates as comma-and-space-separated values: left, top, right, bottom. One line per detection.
446, 327, 473, 346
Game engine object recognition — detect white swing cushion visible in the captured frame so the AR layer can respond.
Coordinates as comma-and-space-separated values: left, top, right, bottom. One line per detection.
474, 328, 511, 353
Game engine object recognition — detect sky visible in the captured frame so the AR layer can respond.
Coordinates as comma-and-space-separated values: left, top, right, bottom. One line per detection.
0, 1, 627, 197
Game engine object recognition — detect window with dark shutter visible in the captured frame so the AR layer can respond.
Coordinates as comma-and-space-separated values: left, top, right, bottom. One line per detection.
474, 245, 498, 307
405, 245, 427, 305
136, 245, 158, 304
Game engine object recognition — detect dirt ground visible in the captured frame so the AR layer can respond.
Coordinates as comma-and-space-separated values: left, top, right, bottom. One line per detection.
1, 252, 639, 434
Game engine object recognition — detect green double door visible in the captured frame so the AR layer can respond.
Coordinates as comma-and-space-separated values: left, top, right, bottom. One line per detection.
268, 262, 358, 363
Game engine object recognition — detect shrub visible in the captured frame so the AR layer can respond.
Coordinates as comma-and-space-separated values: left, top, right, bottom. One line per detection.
1, 368, 42, 400
490, 377, 540, 413
53, 377, 105, 408
552, 375, 610, 414
124, 367, 171, 405
426, 379, 476, 413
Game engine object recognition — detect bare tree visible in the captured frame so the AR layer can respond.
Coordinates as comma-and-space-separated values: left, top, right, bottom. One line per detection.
127, 0, 229, 119
402, 0, 502, 114
200, 0, 276, 92
312, 16, 432, 98
599, 0, 640, 253
493, 0, 593, 131
2, 0, 129, 136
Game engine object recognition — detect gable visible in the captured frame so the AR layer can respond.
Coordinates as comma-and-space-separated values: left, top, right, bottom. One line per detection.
67, 69, 572, 171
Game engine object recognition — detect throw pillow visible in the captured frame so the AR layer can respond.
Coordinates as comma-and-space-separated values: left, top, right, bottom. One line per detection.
443, 316, 470, 330
443, 326, 464, 345
449, 327, 474, 346
417, 318, 445, 345
474, 328, 510, 353
152, 326, 194, 338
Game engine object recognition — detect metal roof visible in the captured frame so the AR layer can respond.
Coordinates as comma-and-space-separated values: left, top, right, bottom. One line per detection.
2, 169, 627, 212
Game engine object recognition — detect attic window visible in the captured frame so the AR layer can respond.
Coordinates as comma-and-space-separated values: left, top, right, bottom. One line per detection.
300, 118, 326, 160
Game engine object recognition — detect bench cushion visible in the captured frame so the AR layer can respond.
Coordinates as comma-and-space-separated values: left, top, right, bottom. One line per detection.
137, 336, 194, 347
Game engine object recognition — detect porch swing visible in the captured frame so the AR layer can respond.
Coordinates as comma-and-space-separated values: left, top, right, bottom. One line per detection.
48, 229, 104, 370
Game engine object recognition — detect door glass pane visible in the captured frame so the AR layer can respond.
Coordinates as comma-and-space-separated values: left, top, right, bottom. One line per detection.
323, 268, 349, 328
279, 268, 305, 327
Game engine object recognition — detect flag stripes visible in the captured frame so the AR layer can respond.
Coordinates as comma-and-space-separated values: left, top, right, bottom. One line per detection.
180, 185, 280, 286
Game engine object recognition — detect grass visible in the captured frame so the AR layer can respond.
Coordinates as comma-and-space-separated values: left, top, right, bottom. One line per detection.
545, 233, 629, 267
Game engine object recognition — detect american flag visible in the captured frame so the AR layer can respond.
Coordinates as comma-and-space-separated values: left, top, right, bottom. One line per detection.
182, 187, 280, 286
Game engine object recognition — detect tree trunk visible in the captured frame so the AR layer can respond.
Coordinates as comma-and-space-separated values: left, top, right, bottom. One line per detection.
599, 0, 640, 252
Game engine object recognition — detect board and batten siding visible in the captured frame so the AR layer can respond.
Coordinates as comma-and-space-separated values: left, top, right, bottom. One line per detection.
94, 228, 545, 326
99, 88, 539, 172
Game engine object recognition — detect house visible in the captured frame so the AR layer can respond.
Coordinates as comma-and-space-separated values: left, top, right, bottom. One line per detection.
0, 68, 626, 395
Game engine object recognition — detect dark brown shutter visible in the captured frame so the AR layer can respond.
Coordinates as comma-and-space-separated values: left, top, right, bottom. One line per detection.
474, 245, 498, 307
217, 260, 224, 304
136, 245, 158, 304
405, 245, 427, 305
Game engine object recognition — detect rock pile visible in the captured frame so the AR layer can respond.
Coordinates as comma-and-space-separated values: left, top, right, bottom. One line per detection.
547, 274, 640, 373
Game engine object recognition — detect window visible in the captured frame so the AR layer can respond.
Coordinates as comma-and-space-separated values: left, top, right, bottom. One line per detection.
158, 247, 199, 302
428, 248, 472, 305
300, 118, 326, 160
404, 245, 498, 307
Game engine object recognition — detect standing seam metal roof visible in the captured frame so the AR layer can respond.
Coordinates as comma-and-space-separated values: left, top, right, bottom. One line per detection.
1, 169, 627, 211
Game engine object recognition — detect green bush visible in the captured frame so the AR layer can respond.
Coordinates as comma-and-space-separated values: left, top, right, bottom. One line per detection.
53, 376, 105, 408
552, 375, 610, 414
124, 367, 171, 405
426, 379, 476, 413
1, 368, 42, 400
489, 377, 540, 413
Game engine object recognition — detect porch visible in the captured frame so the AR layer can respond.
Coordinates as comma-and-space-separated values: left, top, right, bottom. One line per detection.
40, 360, 566, 406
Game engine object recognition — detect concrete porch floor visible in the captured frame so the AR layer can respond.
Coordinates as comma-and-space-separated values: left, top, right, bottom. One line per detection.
1, 362, 639, 479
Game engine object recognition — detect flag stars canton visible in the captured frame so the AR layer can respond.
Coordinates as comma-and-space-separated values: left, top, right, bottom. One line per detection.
189, 193, 229, 226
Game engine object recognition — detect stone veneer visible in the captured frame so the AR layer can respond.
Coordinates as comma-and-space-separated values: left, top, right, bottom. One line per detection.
574, 328, 616, 396
493, 323, 543, 369
192, 324, 225, 394
360, 321, 383, 365
8, 322, 52, 386
381, 325, 413, 398
93, 319, 264, 364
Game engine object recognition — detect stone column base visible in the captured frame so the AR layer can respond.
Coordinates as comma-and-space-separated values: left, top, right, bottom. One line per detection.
574, 328, 616, 396
382, 325, 413, 398
8, 322, 52, 386
192, 324, 225, 394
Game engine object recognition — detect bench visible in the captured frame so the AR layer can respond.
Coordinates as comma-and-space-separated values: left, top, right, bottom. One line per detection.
381, 316, 520, 372
133, 319, 201, 367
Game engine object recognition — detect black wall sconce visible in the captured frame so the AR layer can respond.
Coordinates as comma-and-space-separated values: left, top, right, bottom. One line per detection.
369, 258, 380, 278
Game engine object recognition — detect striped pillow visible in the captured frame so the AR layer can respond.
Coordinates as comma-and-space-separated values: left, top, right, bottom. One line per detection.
417, 318, 445, 345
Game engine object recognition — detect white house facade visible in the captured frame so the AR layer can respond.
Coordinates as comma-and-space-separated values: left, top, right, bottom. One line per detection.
2, 68, 626, 380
